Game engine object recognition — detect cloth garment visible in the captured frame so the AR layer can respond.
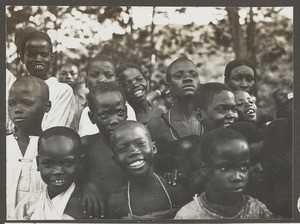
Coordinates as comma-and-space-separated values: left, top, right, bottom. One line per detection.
30, 183, 75, 220
6, 135, 45, 220
42, 77, 75, 130
78, 102, 137, 137
174, 193, 273, 219
6, 69, 16, 134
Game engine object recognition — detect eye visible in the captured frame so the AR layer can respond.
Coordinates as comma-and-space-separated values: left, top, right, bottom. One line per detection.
191, 71, 198, 78
236, 102, 244, 107
41, 52, 50, 57
173, 72, 183, 79
99, 113, 108, 120
105, 72, 114, 78
23, 100, 34, 106
63, 160, 75, 167
136, 141, 146, 146
89, 72, 99, 78
42, 161, 54, 168
246, 76, 254, 82
117, 109, 125, 117
25, 52, 36, 57
219, 166, 228, 172
8, 99, 16, 106
240, 164, 249, 172
216, 107, 224, 113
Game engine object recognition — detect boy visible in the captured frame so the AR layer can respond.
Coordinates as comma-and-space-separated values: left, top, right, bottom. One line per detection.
78, 54, 136, 136
107, 121, 187, 219
147, 57, 201, 175
175, 128, 273, 219
81, 82, 128, 199
234, 90, 257, 123
15, 127, 87, 220
15, 26, 75, 130
193, 82, 238, 132
7, 76, 51, 219
116, 63, 163, 124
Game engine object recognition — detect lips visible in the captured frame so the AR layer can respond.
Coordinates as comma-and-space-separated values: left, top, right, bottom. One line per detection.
230, 187, 245, 193
33, 64, 45, 70
51, 179, 66, 186
128, 159, 145, 169
223, 121, 234, 127
14, 117, 26, 122
246, 108, 256, 115
132, 88, 144, 98
183, 85, 195, 90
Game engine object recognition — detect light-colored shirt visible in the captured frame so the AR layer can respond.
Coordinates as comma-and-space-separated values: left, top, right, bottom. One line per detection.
42, 77, 75, 130
78, 102, 137, 137
6, 135, 45, 220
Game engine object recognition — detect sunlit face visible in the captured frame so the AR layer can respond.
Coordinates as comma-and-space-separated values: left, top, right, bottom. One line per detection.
87, 60, 116, 90
60, 64, 79, 88
226, 65, 255, 93
37, 136, 82, 199
118, 68, 148, 104
113, 125, 155, 176
206, 140, 250, 202
234, 90, 257, 122
168, 60, 200, 99
22, 38, 52, 80
89, 91, 127, 138
8, 81, 48, 131
199, 91, 238, 131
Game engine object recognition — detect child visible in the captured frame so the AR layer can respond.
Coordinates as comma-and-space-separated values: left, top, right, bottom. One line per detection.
6, 76, 51, 219
6, 69, 16, 134
147, 57, 201, 174
15, 127, 88, 220
234, 90, 257, 123
116, 63, 163, 124
15, 26, 75, 130
107, 121, 187, 219
78, 54, 136, 136
81, 82, 128, 198
193, 82, 238, 132
174, 128, 273, 219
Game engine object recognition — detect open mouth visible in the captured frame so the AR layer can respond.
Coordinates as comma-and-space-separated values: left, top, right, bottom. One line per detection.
51, 179, 66, 186
223, 121, 234, 127
14, 118, 26, 122
129, 159, 145, 169
230, 187, 244, 193
246, 108, 256, 115
133, 89, 144, 98
34, 64, 45, 70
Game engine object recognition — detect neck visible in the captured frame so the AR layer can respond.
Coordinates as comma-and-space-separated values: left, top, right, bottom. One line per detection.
15, 127, 43, 139
130, 99, 150, 113
33, 72, 51, 80
171, 97, 194, 120
130, 169, 157, 188
206, 190, 243, 207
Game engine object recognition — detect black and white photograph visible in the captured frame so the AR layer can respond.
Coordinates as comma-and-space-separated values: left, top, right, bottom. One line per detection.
4, 4, 296, 222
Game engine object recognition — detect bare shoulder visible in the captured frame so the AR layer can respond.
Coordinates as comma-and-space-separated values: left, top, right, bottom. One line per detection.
81, 133, 103, 148
106, 186, 128, 219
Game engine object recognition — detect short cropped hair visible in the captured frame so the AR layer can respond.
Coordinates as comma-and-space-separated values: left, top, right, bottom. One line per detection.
228, 122, 265, 143
224, 59, 256, 82
87, 54, 116, 74
193, 82, 233, 110
166, 57, 195, 81
86, 81, 125, 112
200, 128, 248, 164
38, 126, 82, 154
116, 63, 144, 79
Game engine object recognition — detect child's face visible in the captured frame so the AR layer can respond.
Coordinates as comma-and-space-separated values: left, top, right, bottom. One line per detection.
200, 91, 238, 131
89, 91, 127, 137
226, 65, 255, 93
249, 141, 265, 182
235, 91, 257, 122
168, 60, 200, 99
87, 60, 115, 90
206, 140, 250, 201
113, 125, 155, 176
60, 64, 79, 88
118, 68, 148, 104
22, 38, 52, 80
8, 82, 47, 131
37, 136, 82, 198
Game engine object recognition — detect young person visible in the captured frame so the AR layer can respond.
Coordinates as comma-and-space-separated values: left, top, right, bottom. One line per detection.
15, 26, 75, 130
6, 76, 51, 219
147, 57, 201, 174
174, 128, 273, 219
81, 82, 128, 199
116, 63, 163, 124
107, 121, 187, 219
78, 54, 136, 136
6, 69, 16, 134
15, 127, 88, 220
234, 90, 257, 123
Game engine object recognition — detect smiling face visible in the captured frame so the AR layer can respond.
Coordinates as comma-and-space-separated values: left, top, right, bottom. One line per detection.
112, 123, 155, 177
234, 90, 257, 122
8, 78, 49, 132
37, 135, 82, 199
206, 139, 250, 203
87, 60, 116, 90
226, 65, 255, 93
118, 67, 148, 104
168, 59, 200, 99
89, 91, 127, 138
22, 38, 52, 80
199, 91, 238, 131
60, 64, 79, 89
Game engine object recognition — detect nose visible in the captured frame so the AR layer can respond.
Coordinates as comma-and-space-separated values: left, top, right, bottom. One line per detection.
253, 162, 263, 173
231, 170, 244, 182
15, 106, 23, 114
97, 74, 106, 83
109, 114, 120, 126
128, 145, 141, 157
226, 108, 238, 120
52, 165, 64, 174
183, 73, 193, 83
240, 79, 248, 89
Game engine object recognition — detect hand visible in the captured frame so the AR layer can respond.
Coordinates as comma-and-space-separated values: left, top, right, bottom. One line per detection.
164, 169, 186, 186
82, 182, 105, 219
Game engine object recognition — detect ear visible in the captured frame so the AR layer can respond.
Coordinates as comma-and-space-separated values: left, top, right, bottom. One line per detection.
88, 110, 96, 124
111, 154, 119, 166
78, 154, 85, 170
44, 101, 51, 113
195, 108, 203, 122
36, 155, 40, 171
124, 104, 128, 120
152, 142, 157, 154
115, 77, 119, 85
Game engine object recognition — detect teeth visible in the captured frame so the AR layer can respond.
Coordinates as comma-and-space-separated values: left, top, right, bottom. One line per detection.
246, 109, 255, 114
54, 180, 65, 184
129, 160, 145, 169
134, 90, 143, 97
15, 118, 25, 122
34, 65, 44, 70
